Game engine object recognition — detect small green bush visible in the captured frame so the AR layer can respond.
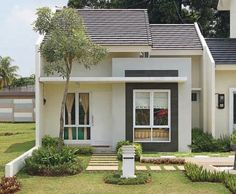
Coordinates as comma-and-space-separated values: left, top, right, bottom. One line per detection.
0, 176, 21, 194
25, 147, 84, 176
116, 140, 130, 153
117, 142, 142, 161
104, 172, 151, 185
190, 128, 231, 152
42, 135, 64, 148
231, 131, 236, 144
73, 146, 94, 155
184, 162, 236, 194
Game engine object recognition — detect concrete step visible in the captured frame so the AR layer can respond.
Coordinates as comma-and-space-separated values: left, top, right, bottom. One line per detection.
91, 157, 117, 161
86, 166, 118, 171
89, 161, 118, 163
89, 163, 118, 166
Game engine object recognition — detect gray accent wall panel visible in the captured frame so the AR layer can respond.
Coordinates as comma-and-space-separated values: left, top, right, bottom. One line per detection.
125, 69, 179, 152
126, 83, 178, 152
125, 70, 178, 77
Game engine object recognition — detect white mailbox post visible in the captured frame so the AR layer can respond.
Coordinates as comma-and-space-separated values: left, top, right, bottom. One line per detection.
121, 145, 136, 178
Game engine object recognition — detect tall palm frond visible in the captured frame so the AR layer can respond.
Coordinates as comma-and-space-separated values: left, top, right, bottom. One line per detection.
0, 56, 19, 89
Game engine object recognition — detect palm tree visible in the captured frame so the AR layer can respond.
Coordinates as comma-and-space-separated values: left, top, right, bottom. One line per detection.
0, 56, 19, 89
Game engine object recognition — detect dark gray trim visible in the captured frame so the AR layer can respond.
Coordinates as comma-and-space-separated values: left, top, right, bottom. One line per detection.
125, 70, 178, 77
126, 83, 178, 152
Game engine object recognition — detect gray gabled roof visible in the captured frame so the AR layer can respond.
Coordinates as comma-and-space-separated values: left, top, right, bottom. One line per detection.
206, 38, 236, 64
150, 24, 202, 50
78, 9, 152, 46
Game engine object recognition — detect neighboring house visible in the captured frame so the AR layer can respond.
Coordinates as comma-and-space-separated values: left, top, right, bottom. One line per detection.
0, 86, 35, 122
35, 0, 235, 152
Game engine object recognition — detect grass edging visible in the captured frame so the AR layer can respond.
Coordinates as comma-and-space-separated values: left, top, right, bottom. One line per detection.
104, 172, 151, 185
184, 162, 236, 194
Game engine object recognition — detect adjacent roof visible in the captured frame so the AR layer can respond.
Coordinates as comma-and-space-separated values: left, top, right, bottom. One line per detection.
150, 24, 203, 50
78, 9, 152, 46
206, 38, 236, 64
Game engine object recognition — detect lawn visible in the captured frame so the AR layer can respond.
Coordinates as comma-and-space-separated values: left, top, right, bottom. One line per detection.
18, 171, 230, 194
0, 123, 232, 194
0, 123, 35, 177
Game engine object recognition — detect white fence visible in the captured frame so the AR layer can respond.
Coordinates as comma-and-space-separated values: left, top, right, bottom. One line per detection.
5, 146, 38, 177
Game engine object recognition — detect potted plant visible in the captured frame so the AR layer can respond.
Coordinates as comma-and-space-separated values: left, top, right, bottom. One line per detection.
230, 131, 236, 170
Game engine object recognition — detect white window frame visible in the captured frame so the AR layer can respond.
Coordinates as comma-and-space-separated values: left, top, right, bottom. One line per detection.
64, 91, 92, 142
133, 89, 171, 143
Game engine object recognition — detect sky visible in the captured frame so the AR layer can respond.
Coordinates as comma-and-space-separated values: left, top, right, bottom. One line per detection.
0, 0, 68, 77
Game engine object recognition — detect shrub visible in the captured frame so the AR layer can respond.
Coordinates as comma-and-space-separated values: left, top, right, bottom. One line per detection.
25, 147, 84, 176
104, 172, 151, 185
190, 128, 230, 152
231, 131, 236, 144
224, 174, 236, 194
0, 176, 21, 194
184, 162, 236, 194
117, 142, 142, 161
116, 140, 130, 153
141, 158, 185, 165
42, 135, 64, 148
73, 146, 94, 155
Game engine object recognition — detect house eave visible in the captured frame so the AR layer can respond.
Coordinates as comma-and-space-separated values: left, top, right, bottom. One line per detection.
150, 49, 203, 56
39, 76, 187, 84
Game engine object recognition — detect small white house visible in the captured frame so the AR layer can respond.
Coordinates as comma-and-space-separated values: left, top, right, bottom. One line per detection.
6, 0, 236, 177
34, 1, 236, 152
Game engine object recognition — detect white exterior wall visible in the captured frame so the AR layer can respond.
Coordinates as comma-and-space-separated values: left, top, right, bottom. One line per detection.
218, 0, 236, 38
112, 84, 126, 148
112, 58, 192, 151
42, 83, 113, 146
40, 53, 139, 77
230, 0, 236, 38
195, 23, 216, 136
215, 70, 236, 137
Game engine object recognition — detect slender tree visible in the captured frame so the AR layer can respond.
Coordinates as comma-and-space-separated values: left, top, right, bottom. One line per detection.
33, 7, 107, 145
0, 56, 19, 89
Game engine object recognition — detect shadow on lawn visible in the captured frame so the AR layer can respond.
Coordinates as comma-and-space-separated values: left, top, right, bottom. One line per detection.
4, 140, 35, 153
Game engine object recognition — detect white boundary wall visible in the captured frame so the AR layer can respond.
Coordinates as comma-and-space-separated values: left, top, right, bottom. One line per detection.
5, 146, 38, 177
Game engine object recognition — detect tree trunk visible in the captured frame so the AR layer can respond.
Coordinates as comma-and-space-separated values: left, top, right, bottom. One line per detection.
59, 75, 70, 148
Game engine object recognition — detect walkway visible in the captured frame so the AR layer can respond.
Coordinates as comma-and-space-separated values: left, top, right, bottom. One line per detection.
86, 153, 119, 171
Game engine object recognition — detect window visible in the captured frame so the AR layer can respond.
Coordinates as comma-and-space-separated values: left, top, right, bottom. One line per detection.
192, 92, 197, 102
64, 92, 91, 140
134, 90, 170, 142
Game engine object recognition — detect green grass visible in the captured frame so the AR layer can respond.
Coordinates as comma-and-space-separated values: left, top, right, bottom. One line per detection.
143, 152, 234, 158
0, 123, 35, 177
0, 123, 232, 193
17, 171, 230, 194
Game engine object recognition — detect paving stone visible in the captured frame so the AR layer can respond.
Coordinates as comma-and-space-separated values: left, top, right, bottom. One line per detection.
89, 161, 118, 163
89, 163, 118, 166
160, 156, 176, 159
163, 166, 176, 171
86, 166, 118, 171
136, 166, 147, 171
177, 166, 185, 170
149, 166, 161, 171
194, 155, 210, 158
